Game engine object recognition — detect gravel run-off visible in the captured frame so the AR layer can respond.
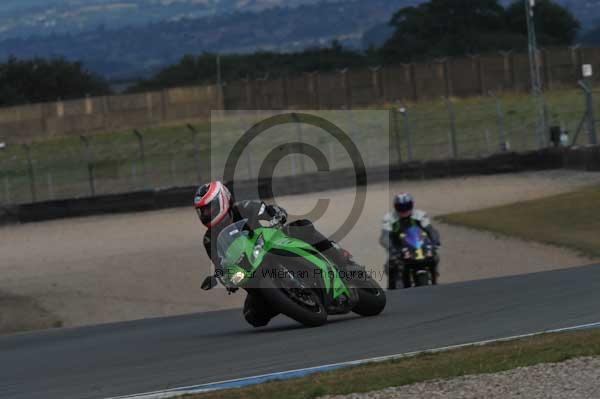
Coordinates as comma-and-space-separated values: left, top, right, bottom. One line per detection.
321, 356, 600, 399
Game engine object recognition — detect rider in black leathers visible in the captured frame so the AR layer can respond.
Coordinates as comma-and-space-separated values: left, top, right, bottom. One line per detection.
194, 181, 352, 327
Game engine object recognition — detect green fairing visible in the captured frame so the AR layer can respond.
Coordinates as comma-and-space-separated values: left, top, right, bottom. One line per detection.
222, 227, 350, 299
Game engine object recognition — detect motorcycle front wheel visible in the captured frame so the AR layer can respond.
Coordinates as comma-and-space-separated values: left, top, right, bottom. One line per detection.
414, 270, 430, 287
350, 275, 387, 317
259, 263, 328, 327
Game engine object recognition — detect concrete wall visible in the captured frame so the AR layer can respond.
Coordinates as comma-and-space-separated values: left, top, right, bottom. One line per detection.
5, 145, 597, 226
1, 46, 598, 144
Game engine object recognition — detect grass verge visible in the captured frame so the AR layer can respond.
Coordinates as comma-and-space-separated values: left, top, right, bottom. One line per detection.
436, 184, 600, 258
186, 329, 600, 399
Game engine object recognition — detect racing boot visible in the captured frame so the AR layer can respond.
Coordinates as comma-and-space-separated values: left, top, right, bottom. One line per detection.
243, 292, 278, 328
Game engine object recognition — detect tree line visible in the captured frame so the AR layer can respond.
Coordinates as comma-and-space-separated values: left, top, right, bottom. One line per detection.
129, 0, 582, 92
0, 57, 110, 107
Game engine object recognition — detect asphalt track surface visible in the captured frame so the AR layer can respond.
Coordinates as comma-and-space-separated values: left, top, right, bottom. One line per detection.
2, 264, 599, 399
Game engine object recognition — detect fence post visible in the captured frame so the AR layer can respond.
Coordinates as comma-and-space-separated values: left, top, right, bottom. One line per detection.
338, 68, 352, 109
305, 73, 312, 109
256, 73, 269, 108
306, 72, 321, 110
146, 92, 154, 122
80, 135, 96, 196
570, 45, 582, 81
578, 80, 598, 145
133, 130, 147, 187
484, 129, 492, 155
369, 66, 383, 104
469, 54, 485, 96
170, 157, 177, 184
245, 147, 255, 179
379, 67, 388, 104
243, 78, 252, 109
315, 72, 321, 109
344, 110, 361, 161
489, 91, 508, 152
187, 124, 203, 183
291, 113, 306, 174
478, 56, 486, 95
499, 50, 514, 89
436, 58, 452, 98
541, 48, 553, 90
370, 66, 378, 104
3, 175, 9, 204
101, 96, 109, 131
327, 140, 335, 169
23, 144, 36, 202
589, 91, 598, 146
443, 97, 458, 158
409, 63, 418, 102
160, 89, 169, 122
390, 109, 402, 164
444, 58, 453, 98
281, 76, 289, 109
399, 107, 414, 162
543, 101, 550, 141
47, 172, 54, 200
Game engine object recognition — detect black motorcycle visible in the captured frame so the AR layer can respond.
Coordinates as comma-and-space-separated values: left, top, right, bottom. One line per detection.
386, 225, 438, 289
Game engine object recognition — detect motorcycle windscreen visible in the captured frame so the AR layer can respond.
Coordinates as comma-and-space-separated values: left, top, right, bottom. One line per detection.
403, 226, 424, 250
216, 219, 251, 268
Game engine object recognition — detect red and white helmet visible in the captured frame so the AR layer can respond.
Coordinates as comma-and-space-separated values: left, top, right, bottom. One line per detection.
194, 181, 232, 228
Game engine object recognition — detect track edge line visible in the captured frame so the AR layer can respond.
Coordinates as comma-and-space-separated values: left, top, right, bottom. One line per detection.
107, 321, 600, 399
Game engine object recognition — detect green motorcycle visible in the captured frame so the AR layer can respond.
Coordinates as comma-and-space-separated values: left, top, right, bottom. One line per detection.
202, 219, 386, 327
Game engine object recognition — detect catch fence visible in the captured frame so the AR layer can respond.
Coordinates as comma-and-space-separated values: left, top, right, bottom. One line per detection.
0, 85, 597, 207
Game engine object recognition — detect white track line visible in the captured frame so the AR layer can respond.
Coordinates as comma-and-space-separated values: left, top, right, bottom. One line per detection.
109, 321, 600, 399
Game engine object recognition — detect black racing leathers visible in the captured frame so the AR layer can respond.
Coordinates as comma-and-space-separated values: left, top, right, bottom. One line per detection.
203, 200, 288, 269
203, 200, 287, 327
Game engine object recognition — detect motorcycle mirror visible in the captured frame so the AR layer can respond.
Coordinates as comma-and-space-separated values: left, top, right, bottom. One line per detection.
201, 276, 218, 291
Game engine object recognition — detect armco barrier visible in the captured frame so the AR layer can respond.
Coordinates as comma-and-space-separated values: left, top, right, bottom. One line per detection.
0, 206, 18, 225
1, 146, 592, 226
563, 145, 600, 171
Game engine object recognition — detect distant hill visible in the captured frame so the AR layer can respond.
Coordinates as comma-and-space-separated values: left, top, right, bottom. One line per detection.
0, 0, 597, 81
1, 0, 598, 41
0, 0, 412, 79
0, 0, 365, 39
